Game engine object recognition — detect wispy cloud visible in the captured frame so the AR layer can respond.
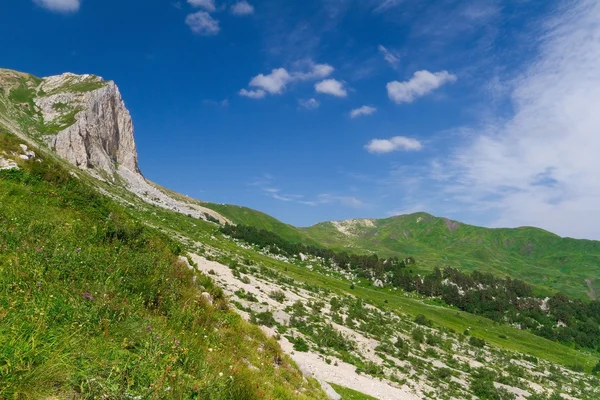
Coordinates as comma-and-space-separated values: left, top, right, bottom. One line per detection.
373, 0, 402, 13
350, 105, 376, 118
240, 62, 334, 99
300, 194, 365, 208
387, 70, 456, 104
299, 98, 320, 110
231, 1, 254, 15
239, 89, 266, 99
251, 175, 364, 208
33, 0, 79, 13
378, 45, 400, 68
187, 0, 216, 12
315, 79, 347, 97
434, 0, 600, 239
186, 11, 220, 35
365, 136, 423, 153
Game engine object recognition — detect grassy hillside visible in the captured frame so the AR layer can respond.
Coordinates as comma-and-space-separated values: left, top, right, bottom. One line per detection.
0, 131, 325, 399
301, 213, 600, 300
202, 203, 319, 245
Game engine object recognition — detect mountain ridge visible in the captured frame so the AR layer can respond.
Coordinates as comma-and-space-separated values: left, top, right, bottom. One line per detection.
2, 67, 598, 300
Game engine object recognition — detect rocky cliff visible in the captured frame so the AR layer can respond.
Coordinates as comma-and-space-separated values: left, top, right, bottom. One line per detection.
0, 68, 227, 224
36, 73, 139, 176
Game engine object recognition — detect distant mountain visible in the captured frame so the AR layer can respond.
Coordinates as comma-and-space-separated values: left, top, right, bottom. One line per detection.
204, 205, 600, 300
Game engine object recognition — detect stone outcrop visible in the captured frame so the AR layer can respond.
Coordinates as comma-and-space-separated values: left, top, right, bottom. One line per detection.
35, 73, 139, 177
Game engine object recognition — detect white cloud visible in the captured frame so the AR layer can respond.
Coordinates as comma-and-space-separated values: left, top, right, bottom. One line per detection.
387, 70, 457, 104
365, 136, 423, 153
378, 45, 400, 68
350, 105, 376, 118
186, 11, 220, 35
315, 79, 347, 97
249, 68, 291, 94
301, 194, 365, 208
437, 0, 600, 239
293, 63, 334, 81
231, 1, 254, 15
299, 98, 320, 109
33, 0, 79, 13
240, 63, 334, 98
187, 0, 216, 12
239, 88, 266, 99
373, 0, 402, 13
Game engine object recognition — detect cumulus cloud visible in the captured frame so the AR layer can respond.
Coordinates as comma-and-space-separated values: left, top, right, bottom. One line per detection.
365, 136, 423, 153
350, 105, 376, 118
387, 70, 457, 104
299, 98, 320, 109
239, 89, 266, 99
249, 68, 291, 94
33, 0, 79, 13
231, 1, 254, 15
240, 63, 334, 99
186, 11, 220, 35
378, 45, 400, 68
187, 0, 216, 12
315, 79, 347, 97
438, 0, 600, 239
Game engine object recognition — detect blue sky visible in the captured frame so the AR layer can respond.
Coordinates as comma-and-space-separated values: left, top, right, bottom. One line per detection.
3, 0, 600, 239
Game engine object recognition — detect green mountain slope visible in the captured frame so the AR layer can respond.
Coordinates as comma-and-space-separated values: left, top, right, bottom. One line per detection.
302, 213, 600, 299
0, 132, 325, 398
202, 203, 319, 245
205, 204, 600, 300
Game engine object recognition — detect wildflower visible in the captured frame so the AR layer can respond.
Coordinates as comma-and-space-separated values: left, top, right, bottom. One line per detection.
36, 282, 41, 287
83, 292, 94, 301
219, 372, 223, 377
146, 325, 152, 330
76, 248, 81, 252
175, 340, 181, 345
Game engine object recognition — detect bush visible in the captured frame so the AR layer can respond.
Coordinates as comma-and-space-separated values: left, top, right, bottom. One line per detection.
469, 336, 486, 348
593, 360, 600, 375
415, 314, 433, 326
269, 290, 286, 303
291, 336, 309, 352
251, 311, 277, 327
432, 368, 453, 380
412, 328, 425, 344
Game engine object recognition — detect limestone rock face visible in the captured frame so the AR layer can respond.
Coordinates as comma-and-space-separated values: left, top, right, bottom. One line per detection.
35, 73, 139, 177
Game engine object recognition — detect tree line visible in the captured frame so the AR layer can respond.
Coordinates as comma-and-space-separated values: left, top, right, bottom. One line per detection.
221, 223, 600, 356
220, 223, 409, 277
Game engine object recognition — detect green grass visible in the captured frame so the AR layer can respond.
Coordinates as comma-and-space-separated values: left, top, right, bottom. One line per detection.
202, 203, 319, 245
298, 213, 600, 299
131, 205, 599, 373
0, 132, 326, 399
328, 383, 378, 400
195, 205, 600, 300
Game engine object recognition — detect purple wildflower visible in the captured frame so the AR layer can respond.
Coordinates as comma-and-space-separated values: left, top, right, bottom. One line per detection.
146, 325, 152, 330
83, 292, 94, 301
36, 282, 41, 287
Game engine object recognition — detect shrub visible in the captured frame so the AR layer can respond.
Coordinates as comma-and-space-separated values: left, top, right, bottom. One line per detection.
269, 290, 286, 303
291, 336, 309, 352
432, 368, 453, 380
415, 314, 433, 327
251, 311, 277, 327
412, 328, 425, 344
469, 336, 486, 348
593, 360, 600, 375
